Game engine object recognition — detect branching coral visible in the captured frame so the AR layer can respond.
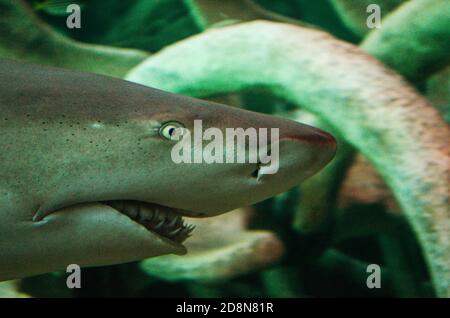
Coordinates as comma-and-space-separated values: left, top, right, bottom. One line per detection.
0, 0, 148, 77
126, 21, 450, 296
334, 0, 449, 252
334, 0, 449, 257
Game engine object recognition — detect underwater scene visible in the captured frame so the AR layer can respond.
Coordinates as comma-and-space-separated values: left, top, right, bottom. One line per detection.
0, 0, 449, 299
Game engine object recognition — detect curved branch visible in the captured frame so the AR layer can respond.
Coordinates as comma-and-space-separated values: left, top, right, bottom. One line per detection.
0, 0, 149, 78
361, 0, 450, 82
126, 21, 450, 296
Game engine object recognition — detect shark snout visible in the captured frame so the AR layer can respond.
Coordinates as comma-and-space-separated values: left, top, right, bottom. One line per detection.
291, 128, 334, 170
254, 122, 336, 184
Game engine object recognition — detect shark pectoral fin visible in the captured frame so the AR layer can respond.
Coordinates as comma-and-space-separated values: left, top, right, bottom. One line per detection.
2, 203, 186, 281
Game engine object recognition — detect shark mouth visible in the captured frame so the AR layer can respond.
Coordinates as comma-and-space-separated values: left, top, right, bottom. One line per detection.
103, 200, 195, 244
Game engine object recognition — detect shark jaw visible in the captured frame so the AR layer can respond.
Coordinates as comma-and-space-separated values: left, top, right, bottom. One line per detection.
103, 200, 196, 245
32, 200, 196, 249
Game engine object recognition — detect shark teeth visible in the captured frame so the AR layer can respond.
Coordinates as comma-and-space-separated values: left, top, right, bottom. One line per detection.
103, 200, 195, 243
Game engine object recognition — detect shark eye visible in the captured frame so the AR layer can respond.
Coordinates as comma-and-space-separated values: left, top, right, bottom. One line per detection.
159, 121, 185, 140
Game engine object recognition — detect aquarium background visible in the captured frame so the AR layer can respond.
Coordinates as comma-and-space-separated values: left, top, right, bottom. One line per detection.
0, 0, 449, 298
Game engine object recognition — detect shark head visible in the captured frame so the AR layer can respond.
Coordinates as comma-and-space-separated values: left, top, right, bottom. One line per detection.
100, 96, 337, 216
0, 59, 335, 280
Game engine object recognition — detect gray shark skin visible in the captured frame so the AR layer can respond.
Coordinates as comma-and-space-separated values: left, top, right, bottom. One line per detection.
0, 59, 336, 281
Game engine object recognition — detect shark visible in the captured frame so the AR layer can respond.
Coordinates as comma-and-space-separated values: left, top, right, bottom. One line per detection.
0, 59, 336, 281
